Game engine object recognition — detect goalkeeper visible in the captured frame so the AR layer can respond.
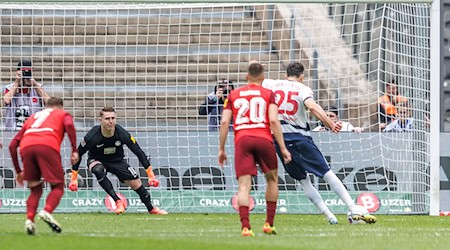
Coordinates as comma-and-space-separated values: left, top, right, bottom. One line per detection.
70, 106, 167, 215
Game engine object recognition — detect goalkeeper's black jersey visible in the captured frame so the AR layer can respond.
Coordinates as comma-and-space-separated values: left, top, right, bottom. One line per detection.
72, 124, 150, 170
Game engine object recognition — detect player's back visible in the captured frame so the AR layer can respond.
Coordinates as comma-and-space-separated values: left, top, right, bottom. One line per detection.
20, 108, 70, 152
226, 83, 275, 143
262, 79, 313, 136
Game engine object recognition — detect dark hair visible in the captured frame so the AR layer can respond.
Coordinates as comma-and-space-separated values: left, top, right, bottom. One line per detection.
286, 62, 304, 78
46, 97, 64, 107
100, 106, 115, 117
386, 80, 399, 95
247, 63, 264, 78
17, 59, 32, 70
323, 106, 338, 116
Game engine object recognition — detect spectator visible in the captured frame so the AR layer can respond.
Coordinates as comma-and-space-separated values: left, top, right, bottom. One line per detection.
378, 80, 407, 126
383, 103, 414, 132
3, 60, 49, 130
198, 79, 234, 131
312, 106, 364, 133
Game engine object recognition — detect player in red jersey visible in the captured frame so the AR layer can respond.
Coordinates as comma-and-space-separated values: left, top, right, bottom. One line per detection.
218, 62, 291, 236
9, 97, 79, 235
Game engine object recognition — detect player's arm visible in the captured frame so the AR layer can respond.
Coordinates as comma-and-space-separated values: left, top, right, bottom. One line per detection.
305, 98, 342, 133
268, 103, 291, 164
8, 128, 25, 186
218, 108, 232, 168
63, 114, 79, 164
122, 129, 159, 187
69, 130, 93, 191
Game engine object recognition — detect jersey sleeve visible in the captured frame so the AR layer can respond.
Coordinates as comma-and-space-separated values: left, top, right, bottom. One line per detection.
118, 126, 151, 169
72, 127, 96, 171
268, 91, 276, 105
299, 85, 314, 103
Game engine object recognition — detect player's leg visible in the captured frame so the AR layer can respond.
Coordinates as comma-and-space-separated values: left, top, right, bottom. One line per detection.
255, 138, 279, 234
299, 177, 337, 224
35, 146, 65, 233
275, 139, 337, 224
89, 160, 121, 207
112, 161, 167, 215
234, 137, 258, 237
237, 174, 254, 236
124, 178, 168, 215
20, 146, 43, 235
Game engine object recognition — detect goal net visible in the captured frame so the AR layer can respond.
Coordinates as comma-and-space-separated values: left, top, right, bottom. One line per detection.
0, 2, 432, 215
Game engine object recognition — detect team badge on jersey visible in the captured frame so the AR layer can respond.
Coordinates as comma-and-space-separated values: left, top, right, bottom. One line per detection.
115, 140, 121, 146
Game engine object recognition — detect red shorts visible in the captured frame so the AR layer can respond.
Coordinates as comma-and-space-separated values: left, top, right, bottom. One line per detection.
21, 145, 64, 183
234, 136, 277, 178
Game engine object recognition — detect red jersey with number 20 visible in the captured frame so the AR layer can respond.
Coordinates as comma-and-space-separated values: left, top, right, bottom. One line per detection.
19, 108, 71, 153
224, 83, 276, 143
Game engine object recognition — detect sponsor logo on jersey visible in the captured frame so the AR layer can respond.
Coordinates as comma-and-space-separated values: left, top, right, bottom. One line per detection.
239, 90, 261, 96
96, 144, 104, 148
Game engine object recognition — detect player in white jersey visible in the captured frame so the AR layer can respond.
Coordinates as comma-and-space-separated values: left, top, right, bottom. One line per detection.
261, 62, 377, 224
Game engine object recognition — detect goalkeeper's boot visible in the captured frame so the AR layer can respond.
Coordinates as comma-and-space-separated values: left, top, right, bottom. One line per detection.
25, 219, 36, 235
115, 200, 125, 215
150, 207, 168, 215
241, 227, 255, 237
328, 216, 338, 225
38, 210, 61, 233
360, 214, 377, 224
262, 222, 277, 235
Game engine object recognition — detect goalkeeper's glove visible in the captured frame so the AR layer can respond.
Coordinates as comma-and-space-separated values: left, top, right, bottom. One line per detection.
69, 170, 78, 192
146, 166, 160, 187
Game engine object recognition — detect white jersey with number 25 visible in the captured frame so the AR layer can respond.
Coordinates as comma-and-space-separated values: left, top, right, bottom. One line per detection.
262, 79, 314, 136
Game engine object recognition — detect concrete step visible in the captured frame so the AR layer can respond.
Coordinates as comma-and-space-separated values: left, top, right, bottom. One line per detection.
1, 22, 262, 36
1, 32, 268, 46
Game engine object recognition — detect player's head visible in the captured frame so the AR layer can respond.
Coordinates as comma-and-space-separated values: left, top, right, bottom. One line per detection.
286, 62, 304, 81
17, 59, 33, 86
99, 106, 116, 132
246, 62, 265, 84
323, 106, 339, 122
46, 97, 64, 109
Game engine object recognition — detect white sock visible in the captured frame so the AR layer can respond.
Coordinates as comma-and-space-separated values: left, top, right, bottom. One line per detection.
300, 178, 335, 219
323, 171, 356, 211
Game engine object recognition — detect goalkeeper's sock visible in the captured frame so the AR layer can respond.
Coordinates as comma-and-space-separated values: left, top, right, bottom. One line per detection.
27, 183, 43, 222
44, 183, 64, 213
239, 206, 251, 229
266, 201, 276, 227
323, 171, 356, 211
134, 185, 154, 212
98, 178, 120, 201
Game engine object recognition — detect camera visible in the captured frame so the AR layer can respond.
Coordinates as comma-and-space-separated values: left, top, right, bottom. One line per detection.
222, 88, 229, 97
21, 68, 32, 79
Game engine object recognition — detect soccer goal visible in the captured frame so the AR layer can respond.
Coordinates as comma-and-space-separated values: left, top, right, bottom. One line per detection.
0, 0, 439, 215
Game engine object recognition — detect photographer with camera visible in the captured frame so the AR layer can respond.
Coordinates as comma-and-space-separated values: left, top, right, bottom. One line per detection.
198, 79, 234, 131
3, 60, 49, 130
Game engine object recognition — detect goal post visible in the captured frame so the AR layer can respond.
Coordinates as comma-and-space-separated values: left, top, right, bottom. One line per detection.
0, 1, 439, 215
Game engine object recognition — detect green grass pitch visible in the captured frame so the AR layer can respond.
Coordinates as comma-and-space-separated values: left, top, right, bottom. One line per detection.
1, 213, 449, 250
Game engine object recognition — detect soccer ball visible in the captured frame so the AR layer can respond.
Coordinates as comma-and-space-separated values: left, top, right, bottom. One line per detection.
347, 205, 369, 225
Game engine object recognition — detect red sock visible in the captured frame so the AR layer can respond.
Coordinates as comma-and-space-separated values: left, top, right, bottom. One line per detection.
239, 206, 250, 229
266, 201, 277, 226
27, 183, 43, 222
44, 183, 64, 213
